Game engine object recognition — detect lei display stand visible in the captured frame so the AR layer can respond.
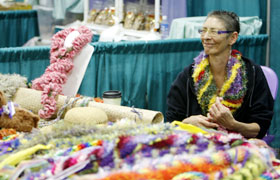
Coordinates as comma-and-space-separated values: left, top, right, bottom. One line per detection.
32, 26, 93, 119
61, 31, 94, 96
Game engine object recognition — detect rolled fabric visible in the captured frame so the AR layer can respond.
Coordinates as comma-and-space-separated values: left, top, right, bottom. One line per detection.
12, 88, 164, 124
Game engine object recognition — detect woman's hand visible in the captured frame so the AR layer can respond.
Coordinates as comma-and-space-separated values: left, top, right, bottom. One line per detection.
208, 97, 260, 138
182, 115, 219, 129
208, 97, 237, 130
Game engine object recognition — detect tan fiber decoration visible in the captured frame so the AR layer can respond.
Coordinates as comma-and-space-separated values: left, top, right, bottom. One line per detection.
12, 88, 43, 113
13, 88, 164, 124
64, 107, 108, 125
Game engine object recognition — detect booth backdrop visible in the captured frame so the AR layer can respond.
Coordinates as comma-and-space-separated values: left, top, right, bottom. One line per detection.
0, 10, 39, 48
269, 0, 280, 149
186, 0, 267, 34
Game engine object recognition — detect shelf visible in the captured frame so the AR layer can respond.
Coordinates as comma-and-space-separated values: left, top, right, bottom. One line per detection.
55, 21, 161, 41
83, 0, 162, 40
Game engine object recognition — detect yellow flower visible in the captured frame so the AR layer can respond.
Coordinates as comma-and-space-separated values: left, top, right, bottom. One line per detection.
192, 58, 209, 82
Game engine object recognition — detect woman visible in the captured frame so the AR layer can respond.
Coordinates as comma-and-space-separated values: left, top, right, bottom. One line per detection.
166, 10, 274, 139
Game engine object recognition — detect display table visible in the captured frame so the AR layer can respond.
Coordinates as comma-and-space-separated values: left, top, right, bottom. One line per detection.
0, 10, 39, 47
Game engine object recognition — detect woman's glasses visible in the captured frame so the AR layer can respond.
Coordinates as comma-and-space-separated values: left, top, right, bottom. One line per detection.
198, 28, 233, 37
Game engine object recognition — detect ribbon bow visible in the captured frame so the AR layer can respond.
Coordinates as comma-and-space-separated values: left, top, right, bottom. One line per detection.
0, 101, 15, 118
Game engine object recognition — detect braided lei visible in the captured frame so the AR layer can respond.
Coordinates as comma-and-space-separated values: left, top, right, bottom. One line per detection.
192, 49, 247, 115
32, 26, 93, 119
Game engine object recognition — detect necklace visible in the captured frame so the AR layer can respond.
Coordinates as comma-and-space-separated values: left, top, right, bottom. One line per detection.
32, 26, 93, 119
192, 50, 247, 115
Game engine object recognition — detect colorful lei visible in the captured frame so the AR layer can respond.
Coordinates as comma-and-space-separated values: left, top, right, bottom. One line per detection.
1, 123, 279, 179
192, 49, 247, 115
32, 26, 93, 119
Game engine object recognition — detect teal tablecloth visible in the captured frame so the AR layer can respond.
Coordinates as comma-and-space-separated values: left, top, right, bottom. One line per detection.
0, 10, 40, 47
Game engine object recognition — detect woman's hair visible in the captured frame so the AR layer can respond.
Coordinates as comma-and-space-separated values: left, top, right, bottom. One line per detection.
207, 10, 240, 33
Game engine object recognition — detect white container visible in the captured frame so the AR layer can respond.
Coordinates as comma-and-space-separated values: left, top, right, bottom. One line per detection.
102, 90, 122, 106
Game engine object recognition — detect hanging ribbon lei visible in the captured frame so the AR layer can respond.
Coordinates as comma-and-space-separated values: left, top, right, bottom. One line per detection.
192, 49, 247, 115
32, 26, 93, 119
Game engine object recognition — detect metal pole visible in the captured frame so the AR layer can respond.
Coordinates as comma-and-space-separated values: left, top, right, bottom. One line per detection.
83, 0, 89, 23
115, 0, 124, 24
155, 0, 160, 30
